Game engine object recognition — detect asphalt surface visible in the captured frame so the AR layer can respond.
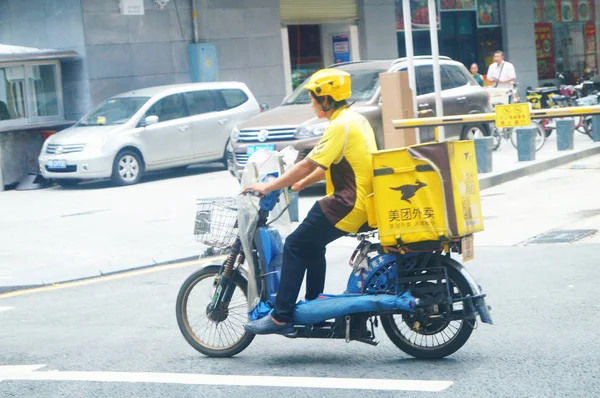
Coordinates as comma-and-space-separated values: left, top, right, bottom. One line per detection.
1, 242, 599, 397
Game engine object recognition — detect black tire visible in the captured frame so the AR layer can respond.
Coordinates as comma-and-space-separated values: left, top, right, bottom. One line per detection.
176, 265, 254, 358
381, 259, 475, 359
460, 124, 488, 141
54, 179, 80, 187
111, 149, 144, 186
491, 129, 501, 151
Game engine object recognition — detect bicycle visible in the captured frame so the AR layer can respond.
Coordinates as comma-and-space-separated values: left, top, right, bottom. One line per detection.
490, 86, 546, 152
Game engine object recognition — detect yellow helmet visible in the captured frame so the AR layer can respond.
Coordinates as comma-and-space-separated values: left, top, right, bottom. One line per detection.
304, 68, 352, 102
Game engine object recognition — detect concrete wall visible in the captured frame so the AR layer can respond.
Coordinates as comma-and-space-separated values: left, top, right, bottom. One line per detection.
81, 0, 194, 106
320, 23, 351, 67
0, 0, 90, 120
358, 0, 398, 60
0, 130, 46, 187
502, 0, 538, 97
194, 0, 286, 107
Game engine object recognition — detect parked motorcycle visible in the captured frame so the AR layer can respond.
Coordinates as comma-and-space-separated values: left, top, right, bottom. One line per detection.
526, 72, 598, 139
176, 147, 493, 359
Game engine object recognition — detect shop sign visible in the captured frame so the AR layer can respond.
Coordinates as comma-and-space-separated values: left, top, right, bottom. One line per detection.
535, 22, 556, 80
395, 0, 441, 31
535, 0, 594, 23
332, 34, 350, 64
477, 0, 501, 27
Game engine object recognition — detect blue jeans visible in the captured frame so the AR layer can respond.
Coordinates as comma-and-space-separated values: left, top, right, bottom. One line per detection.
271, 202, 347, 323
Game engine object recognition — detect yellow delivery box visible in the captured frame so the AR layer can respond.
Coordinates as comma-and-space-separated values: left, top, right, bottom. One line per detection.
370, 140, 484, 247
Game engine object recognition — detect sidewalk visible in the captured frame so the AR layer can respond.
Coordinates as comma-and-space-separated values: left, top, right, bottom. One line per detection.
0, 136, 599, 291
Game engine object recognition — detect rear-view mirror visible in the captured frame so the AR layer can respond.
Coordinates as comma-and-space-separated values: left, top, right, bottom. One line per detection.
145, 115, 159, 126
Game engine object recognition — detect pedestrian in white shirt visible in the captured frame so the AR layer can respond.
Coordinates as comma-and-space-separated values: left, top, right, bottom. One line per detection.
486, 50, 516, 90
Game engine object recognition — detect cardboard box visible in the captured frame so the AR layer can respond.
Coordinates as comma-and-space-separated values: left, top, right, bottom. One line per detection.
379, 71, 417, 149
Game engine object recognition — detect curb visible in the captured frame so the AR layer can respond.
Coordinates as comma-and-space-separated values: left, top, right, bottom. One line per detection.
478, 145, 600, 190
0, 254, 214, 295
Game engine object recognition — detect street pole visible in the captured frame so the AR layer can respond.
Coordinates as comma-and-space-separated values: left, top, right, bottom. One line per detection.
428, 0, 444, 141
402, 0, 420, 144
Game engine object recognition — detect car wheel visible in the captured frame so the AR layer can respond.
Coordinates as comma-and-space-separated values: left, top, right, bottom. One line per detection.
111, 150, 144, 186
54, 179, 80, 188
460, 124, 488, 140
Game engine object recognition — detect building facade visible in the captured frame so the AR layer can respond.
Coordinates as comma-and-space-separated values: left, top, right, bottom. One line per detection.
0, 0, 599, 187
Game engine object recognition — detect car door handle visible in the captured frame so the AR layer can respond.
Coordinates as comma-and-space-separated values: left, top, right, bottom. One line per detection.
178, 125, 189, 132
218, 118, 228, 125
457, 97, 467, 102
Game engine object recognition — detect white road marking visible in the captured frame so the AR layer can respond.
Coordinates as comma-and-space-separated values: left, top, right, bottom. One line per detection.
0, 306, 14, 312
0, 365, 453, 392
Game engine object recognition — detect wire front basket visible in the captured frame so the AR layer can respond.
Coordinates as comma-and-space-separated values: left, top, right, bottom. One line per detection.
194, 197, 239, 249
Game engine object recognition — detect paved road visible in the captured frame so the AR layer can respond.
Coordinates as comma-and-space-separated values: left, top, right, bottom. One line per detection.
1, 242, 599, 397
2, 155, 600, 396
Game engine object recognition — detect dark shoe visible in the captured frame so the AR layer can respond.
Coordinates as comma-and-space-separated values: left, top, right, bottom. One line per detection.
244, 315, 293, 335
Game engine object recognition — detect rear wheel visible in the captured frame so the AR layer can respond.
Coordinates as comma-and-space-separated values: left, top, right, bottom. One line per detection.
381, 263, 475, 359
176, 265, 254, 357
510, 122, 546, 151
460, 124, 488, 141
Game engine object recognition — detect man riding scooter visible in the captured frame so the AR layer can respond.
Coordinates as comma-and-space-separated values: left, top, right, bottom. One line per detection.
242, 68, 378, 335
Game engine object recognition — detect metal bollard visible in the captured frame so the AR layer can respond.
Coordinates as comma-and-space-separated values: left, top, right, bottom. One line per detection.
474, 136, 493, 173
556, 119, 574, 150
516, 127, 536, 161
592, 115, 600, 142
288, 190, 299, 222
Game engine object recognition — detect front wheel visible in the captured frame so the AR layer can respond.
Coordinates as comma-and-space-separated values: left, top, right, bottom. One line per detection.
111, 150, 144, 186
381, 264, 475, 359
176, 265, 254, 357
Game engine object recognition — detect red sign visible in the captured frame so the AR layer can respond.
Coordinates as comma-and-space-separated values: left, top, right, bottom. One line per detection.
535, 22, 555, 80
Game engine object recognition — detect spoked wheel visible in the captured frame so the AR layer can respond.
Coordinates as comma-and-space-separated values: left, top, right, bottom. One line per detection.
491, 128, 502, 151
381, 265, 475, 359
176, 265, 254, 357
509, 122, 546, 151
576, 117, 593, 139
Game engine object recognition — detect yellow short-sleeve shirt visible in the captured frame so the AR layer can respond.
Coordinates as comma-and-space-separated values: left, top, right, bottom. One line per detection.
306, 107, 378, 233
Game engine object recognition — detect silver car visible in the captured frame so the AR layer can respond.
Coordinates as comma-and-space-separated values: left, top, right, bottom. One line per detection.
39, 82, 260, 186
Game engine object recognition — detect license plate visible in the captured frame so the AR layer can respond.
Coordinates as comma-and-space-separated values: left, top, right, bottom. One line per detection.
47, 159, 67, 169
246, 144, 275, 155
461, 235, 475, 262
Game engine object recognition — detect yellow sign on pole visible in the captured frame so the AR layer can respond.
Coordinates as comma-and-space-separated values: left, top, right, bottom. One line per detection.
495, 103, 531, 128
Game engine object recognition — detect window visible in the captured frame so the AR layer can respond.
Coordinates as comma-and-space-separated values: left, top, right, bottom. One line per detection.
146, 94, 187, 123
77, 97, 150, 126
0, 62, 63, 126
0, 66, 27, 121
183, 90, 216, 115
28, 64, 59, 118
443, 65, 470, 87
284, 68, 385, 105
219, 89, 248, 109
416, 65, 435, 95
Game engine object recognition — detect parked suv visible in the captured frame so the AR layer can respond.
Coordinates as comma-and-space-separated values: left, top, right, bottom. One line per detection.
39, 82, 260, 186
227, 56, 493, 178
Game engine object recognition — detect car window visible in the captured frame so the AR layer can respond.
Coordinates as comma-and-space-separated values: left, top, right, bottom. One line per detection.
146, 94, 186, 123
415, 65, 455, 94
416, 65, 434, 95
283, 69, 385, 105
76, 97, 150, 126
183, 90, 217, 115
219, 89, 249, 109
444, 65, 469, 88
